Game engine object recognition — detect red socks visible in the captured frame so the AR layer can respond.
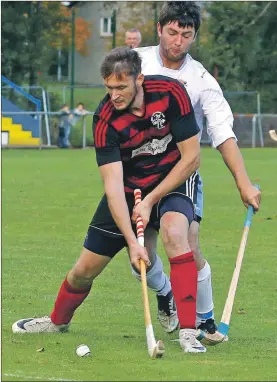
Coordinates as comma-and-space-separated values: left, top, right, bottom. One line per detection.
51, 253, 196, 327
169, 252, 197, 329
50, 278, 92, 325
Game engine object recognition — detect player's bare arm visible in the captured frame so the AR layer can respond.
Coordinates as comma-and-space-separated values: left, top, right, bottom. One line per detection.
217, 138, 261, 210
132, 135, 200, 227
99, 161, 150, 270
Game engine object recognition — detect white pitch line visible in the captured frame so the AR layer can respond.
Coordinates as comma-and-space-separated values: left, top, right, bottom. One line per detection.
2, 373, 81, 381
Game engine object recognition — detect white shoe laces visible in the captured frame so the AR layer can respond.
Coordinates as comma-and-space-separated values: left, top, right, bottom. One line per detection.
180, 329, 201, 347
25, 316, 56, 332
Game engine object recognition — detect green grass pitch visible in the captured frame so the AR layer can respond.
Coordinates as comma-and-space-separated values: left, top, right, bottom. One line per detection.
2, 148, 277, 381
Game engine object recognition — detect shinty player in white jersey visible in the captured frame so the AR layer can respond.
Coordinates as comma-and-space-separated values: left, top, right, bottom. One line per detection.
132, 1, 261, 340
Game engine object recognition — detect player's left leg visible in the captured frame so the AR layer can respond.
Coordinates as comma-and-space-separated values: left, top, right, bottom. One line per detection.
189, 220, 217, 334
190, 175, 217, 335
159, 194, 206, 353
130, 227, 178, 333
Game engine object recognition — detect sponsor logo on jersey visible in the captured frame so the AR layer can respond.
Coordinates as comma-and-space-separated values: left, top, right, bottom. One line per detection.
151, 111, 166, 130
131, 134, 172, 157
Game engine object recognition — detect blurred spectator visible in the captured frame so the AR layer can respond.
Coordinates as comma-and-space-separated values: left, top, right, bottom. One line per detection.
74, 103, 88, 116
125, 28, 142, 48
68, 103, 89, 126
58, 104, 72, 148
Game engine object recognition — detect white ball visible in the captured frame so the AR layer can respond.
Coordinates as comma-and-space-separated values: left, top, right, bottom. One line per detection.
76, 344, 91, 357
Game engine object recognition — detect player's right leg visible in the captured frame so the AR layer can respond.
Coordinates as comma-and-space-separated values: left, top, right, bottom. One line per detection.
12, 195, 126, 334
131, 173, 217, 337
12, 248, 111, 333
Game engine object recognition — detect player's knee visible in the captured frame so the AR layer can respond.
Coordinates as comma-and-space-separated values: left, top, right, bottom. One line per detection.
162, 224, 184, 250
70, 264, 95, 287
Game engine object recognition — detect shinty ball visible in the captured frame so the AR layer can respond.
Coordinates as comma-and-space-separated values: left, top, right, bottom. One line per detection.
76, 344, 91, 357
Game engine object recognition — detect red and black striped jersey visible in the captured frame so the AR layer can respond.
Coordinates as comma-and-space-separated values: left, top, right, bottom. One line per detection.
93, 75, 199, 193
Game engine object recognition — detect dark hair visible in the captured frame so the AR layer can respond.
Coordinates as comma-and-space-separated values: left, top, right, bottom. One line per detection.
100, 47, 142, 80
159, 1, 201, 33
77, 102, 84, 107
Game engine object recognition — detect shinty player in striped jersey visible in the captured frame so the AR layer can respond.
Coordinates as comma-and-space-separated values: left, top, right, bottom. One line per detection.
133, 1, 261, 340
12, 47, 208, 353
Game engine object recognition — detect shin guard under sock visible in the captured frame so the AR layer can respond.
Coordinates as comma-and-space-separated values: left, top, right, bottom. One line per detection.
50, 278, 91, 325
169, 252, 197, 329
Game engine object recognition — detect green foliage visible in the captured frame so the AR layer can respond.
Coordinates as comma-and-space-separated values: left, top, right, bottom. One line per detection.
46, 88, 63, 112
199, 2, 277, 113
46, 116, 94, 148
1, 2, 68, 86
70, 115, 94, 147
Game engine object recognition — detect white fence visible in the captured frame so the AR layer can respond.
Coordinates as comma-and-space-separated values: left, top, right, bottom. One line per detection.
200, 113, 277, 148
234, 113, 277, 148
2, 111, 277, 149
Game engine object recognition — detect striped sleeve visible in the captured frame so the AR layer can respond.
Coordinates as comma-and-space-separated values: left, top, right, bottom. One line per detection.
93, 111, 121, 167
169, 81, 200, 142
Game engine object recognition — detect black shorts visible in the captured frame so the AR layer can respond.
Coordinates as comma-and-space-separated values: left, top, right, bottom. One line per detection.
83, 183, 196, 258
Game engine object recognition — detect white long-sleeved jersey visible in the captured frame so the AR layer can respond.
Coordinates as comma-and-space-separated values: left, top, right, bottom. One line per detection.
135, 46, 236, 148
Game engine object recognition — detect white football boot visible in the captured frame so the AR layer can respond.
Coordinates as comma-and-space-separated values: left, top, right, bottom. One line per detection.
12, 316, 69, 333
179, 328, 207, 353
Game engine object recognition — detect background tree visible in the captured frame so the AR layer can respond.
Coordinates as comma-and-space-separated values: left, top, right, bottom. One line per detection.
50, 5, 91, 55
199, 1, 277, 113
1, 1, 91, 86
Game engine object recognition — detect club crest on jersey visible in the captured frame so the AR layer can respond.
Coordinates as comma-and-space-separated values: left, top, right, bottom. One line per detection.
151, 111, 166, 130
131, 134, 172, 157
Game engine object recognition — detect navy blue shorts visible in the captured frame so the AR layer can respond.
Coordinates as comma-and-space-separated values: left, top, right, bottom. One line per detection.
84, 183, 196, 258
